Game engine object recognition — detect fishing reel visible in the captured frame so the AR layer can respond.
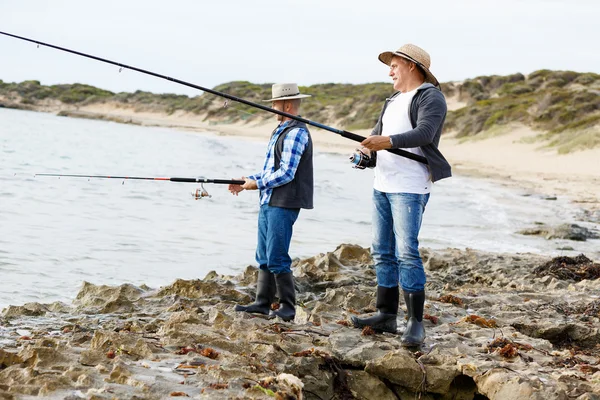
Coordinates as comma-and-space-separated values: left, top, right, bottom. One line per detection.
191, 183, 212, 200
349, 148, 375, 169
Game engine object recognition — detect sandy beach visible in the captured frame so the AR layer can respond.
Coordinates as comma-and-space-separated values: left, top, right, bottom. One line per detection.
61, 102, 600, 211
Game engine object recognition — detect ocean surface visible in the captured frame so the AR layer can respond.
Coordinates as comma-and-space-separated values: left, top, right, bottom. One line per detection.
1, 108, 598, 310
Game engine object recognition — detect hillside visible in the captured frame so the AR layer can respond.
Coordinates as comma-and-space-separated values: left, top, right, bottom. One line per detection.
1, 70, 598, 153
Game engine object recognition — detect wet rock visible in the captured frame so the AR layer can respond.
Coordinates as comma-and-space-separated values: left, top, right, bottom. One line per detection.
518, 223, 599, 241
295, 252, 345, 283
79, 349, 109, 367
329, 330, 396, 367
418, 350, 462, 394
89, 330, 156, 360
18, 341, 70, 368
236, 265, 260, 286
74, 282, 145, 314
0, 349, 23, 369
319, 287, 373, 312
155, 279, 251, 303
475, 369, 565, 400
105, 361, 136, 385
0, 391, 14, 400
0, 246, 599, 399
364, 350, 423, 390
2, 302, 51, 318
207, 308, 234, 330
548, 224, 599, 241
331, 243, 372, 265
346, 370, 397, 400
512, 322, 600, 349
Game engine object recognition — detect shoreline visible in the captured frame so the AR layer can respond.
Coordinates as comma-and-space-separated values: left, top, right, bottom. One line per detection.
4, 102, 600, 212
66, 104, 600, 212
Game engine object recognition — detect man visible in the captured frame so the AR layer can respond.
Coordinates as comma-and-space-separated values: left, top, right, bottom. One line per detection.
228, 83, 313, 322
351, 44, 451, 347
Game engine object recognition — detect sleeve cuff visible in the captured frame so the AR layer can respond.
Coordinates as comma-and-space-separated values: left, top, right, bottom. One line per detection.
255, 178, 265, 190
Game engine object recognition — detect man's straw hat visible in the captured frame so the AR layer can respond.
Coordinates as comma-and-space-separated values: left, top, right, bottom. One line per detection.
378, 44, 439, 87
263, 83, 311, 102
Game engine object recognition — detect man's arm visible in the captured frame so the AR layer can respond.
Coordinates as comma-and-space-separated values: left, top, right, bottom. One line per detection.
255, 128, 309, 190
388, 89, 447, 149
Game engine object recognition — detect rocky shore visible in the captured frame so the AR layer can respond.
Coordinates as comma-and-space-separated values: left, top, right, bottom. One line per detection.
1, 244, 599, 399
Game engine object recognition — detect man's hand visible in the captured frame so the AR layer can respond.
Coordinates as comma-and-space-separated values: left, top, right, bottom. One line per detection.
242, 178, 258, 191
361, 136, 392, 151
228, 178, 245, 196
357, 146, 371, 156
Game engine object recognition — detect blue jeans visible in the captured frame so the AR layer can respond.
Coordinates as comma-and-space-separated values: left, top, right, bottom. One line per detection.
371, 189, 430, 292
256, 204, 300, 274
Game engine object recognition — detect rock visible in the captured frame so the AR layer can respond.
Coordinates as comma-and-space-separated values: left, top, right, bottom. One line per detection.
295, 252, 344, 283
18, 342, 70, 368
0, 349, 23, 368
74, 282, 145, 314
1, 246, 599, 399
475, 369, 565, 400
346, 370, 397, 400
2, 303, 50, 318
79, 349, 110, 367
329, 331, 394, 367
89, 331, 156, 360
365, 350, 423, 390
332, 243, 371, 265
155, 279, 251, 303
519, 223, 600, 242
512, 322, 600, 349
418, 350, 462, 394
236, 265, 259, 286
547, 224, 599, 241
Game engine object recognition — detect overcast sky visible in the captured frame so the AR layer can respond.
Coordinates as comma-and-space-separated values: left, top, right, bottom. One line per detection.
1, 0, 598, 96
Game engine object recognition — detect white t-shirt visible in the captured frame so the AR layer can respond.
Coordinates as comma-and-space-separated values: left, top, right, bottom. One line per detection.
373, 90, 432, 194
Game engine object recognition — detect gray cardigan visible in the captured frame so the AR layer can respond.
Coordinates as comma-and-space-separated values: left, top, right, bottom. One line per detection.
370, 83, 452, 182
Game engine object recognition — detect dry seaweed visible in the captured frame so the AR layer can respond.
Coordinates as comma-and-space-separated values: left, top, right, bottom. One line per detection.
424, 314, 439, 325
486, 337, 532, 359
463, 314, 497, 328
437, 295, 464, 306
267, 324, 290, 334
534, 254, 600, 281
361, 326, 376, 336
199, 348, 219, 360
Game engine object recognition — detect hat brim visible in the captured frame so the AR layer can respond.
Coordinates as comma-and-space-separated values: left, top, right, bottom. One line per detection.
262, 94, 311, 102
378, 51, 440, 87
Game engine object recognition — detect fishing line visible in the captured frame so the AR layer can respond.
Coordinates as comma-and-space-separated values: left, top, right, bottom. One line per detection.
0, 30, 428, 165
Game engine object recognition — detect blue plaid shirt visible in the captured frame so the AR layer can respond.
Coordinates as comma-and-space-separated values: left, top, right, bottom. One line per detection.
248, 120, 310, 205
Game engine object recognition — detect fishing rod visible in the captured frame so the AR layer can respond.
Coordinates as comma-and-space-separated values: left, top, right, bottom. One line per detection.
35, 173, 245, 199
0, 30, 428, 165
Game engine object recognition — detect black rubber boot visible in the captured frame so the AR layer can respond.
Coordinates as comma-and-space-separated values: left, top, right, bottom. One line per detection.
235, 269, 275, 315
270, 272, 296, 322
351, 286, 399, 333
401, 290, 426, 347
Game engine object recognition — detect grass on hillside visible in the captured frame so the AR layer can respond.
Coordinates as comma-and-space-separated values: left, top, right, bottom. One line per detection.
1, 70, 599, 152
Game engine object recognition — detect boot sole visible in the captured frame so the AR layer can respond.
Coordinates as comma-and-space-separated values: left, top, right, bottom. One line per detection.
401, 340, 423, 348
351, 322, 397, 334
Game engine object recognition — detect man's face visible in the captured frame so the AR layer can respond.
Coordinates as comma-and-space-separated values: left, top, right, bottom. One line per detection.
389, 56, 412, 91
272, 100, 285, 122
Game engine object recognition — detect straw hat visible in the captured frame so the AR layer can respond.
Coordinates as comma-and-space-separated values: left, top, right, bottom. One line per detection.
263, 83, 311, 102
378, 44, 439, 87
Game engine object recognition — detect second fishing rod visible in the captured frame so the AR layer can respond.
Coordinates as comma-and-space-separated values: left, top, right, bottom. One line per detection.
0, 30, 427, 165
